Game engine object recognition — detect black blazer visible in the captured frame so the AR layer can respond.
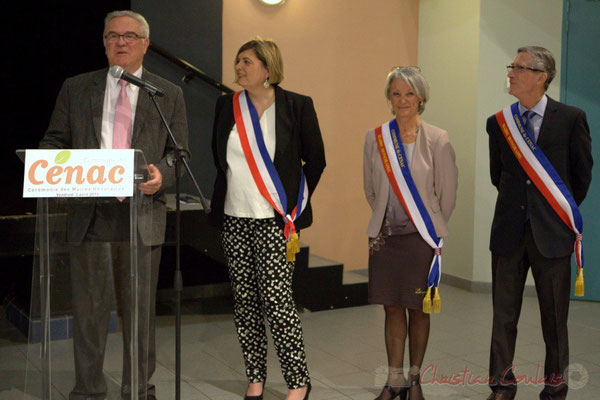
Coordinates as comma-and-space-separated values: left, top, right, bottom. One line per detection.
487, 96, 592, 258
210, 85, 326, 231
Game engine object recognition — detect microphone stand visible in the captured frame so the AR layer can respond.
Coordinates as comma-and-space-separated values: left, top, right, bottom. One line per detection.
146, 86, 210, 400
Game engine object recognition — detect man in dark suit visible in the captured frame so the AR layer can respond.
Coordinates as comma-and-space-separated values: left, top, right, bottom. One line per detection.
39, 10, 189, 400
486, 46, 592, 400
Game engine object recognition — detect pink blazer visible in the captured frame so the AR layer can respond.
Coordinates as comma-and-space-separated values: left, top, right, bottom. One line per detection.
363, 120, 458, 238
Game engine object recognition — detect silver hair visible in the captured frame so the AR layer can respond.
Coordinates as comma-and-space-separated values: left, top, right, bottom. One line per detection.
384, 67, 429, 115
104, 10, 150, 38
518, 46, 556, 90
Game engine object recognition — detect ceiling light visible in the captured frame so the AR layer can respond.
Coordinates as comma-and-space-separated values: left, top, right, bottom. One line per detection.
259, 0, 286, 5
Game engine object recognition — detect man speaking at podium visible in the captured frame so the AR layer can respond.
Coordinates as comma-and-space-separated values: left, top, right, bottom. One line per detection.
39, 10, 189, 400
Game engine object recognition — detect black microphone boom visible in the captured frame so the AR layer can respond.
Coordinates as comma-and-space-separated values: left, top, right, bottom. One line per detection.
109, 65, 165, 97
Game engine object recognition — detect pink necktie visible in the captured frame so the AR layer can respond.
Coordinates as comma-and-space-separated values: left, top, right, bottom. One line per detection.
113, 80, 132, 149
113, 80, 131, 201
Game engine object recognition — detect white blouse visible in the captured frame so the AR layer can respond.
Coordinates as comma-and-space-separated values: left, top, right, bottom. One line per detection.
224, 102, 276, 218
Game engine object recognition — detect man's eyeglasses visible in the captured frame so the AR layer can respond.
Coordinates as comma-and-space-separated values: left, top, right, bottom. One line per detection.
104, 32, 145, 43
506, 64, 545, 73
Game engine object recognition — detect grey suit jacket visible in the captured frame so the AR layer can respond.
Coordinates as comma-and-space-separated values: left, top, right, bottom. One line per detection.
40, 68, 189, 245
363, 120, 458, 238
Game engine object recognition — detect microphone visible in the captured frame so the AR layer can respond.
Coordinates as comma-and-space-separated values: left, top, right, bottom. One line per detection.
109, 65, 165, 97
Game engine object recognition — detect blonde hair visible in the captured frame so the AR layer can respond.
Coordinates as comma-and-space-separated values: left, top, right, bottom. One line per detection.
234, 36, 284, 85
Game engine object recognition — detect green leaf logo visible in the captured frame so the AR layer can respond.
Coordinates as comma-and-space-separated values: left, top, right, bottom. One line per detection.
54, 150, 71, 164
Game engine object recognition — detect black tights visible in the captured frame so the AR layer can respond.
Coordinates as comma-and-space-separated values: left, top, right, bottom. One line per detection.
382, 305, 429, 399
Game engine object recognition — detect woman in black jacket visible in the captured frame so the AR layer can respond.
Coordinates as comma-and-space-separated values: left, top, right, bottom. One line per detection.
210, 37, 325, 400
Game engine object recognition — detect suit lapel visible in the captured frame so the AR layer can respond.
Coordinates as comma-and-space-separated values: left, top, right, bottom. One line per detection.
131, 69, 151, 147
90, 70, 107, 147
273, 86, 292, 167
537, 96, 559, 147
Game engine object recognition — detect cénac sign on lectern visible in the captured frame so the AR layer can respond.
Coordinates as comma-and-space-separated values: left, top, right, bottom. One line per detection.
23, 149, 135, 198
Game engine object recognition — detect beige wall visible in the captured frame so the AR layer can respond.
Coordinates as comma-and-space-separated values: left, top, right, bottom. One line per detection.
418, 0, 482, 283
222, 0, 419, 269
419, 0, 563, 284
222, 0, 563, 279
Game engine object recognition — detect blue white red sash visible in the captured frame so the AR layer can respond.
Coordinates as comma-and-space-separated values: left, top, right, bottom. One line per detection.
232, 90, 308, 261
374, 119, 443, 313
495, 103, 585, 296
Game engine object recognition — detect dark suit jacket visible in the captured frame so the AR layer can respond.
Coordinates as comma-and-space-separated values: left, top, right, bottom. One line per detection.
210, 85, 326, 231
487, 96, 592, 258
40, 68, 189, 246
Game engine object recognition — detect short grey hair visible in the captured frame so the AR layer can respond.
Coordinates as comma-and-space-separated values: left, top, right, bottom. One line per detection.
384, 67, 429, 115
518, 46, 556, 90
104, 10, 150, 38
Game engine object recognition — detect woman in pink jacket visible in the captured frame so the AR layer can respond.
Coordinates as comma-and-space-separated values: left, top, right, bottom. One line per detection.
363, 67, 458, 400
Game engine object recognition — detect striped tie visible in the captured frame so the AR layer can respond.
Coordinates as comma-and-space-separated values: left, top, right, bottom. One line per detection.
523, 110, 536, 142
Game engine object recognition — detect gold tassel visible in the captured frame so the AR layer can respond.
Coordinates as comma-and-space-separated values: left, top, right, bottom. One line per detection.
432, 287, 441, 313
290, 232, 300, 254
574, 267, 584, 297
286, 240, 295, 262
422, 287, 432, 314
286, 233, 300, 262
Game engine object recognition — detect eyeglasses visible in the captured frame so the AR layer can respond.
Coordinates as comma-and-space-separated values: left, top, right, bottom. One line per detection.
104, 32, 145, 43
391, 66, 421, 72
506, 64, 545, 73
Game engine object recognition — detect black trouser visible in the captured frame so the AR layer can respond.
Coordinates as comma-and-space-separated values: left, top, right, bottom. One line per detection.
68, 203, 161, 400
490, 223, 570, 399
221, 216, 310, 389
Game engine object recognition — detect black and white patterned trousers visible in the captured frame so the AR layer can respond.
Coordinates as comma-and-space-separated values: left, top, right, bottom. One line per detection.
221, 215, 310, 389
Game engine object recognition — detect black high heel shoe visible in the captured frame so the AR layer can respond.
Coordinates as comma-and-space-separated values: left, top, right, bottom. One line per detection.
374, 384, 408, 400
407, 374, 424, 400
302, 382, 312, 400
244, 381, 265, 400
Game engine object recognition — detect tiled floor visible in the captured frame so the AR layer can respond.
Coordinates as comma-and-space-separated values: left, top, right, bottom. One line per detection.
1, 284, 599, 399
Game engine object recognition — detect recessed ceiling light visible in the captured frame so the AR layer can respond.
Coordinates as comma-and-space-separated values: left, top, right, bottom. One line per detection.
259, 0, 286, 5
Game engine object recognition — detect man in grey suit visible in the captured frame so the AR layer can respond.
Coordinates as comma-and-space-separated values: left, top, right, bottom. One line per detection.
40, 10, 189, 400
486, 46, 592, 400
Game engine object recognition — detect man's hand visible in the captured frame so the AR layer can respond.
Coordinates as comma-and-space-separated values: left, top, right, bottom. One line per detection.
139, 164, 162, 195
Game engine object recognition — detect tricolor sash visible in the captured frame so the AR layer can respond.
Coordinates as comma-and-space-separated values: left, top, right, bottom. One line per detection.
495, 103, 585, 296
233, 90, 309, 261
374, 119, 443, 313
